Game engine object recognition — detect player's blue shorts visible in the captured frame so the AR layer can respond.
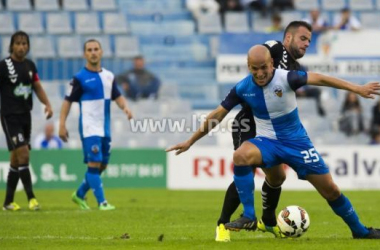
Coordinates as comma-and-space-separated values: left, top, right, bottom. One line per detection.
81, 136, 111, 164
248, 136, 329, 180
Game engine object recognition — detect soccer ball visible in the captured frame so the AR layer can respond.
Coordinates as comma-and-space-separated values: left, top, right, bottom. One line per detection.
277, 205, 310, 238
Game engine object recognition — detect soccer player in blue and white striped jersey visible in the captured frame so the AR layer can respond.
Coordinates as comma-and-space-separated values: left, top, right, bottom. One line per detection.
167, 45, 380, 239
59, 39, 133, 210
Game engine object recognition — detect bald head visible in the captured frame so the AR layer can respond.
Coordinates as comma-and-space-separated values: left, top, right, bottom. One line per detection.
248, 45, 271, 65
247, 45, 274, 86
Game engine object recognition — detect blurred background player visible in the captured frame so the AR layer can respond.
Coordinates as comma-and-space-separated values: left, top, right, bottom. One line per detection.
59, 39, 133, 210
116, 55, 161, 101
33, 122, 63, 149
217, 21, 313, 241
1, 31, 53, 211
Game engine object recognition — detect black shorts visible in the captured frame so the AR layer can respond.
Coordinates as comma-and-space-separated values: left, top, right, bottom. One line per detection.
232, 108, 256, 150
1, 112, 32, 151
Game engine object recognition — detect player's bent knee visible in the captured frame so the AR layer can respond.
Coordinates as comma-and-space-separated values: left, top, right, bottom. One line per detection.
233, 150, 252, 166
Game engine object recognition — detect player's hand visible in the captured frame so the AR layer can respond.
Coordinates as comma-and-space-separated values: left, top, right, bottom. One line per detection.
357, 82, 380, 99
45, 105, 53, 119
124, 108, 133, 120
165, 141, 192, 155
59, 125, 69, 142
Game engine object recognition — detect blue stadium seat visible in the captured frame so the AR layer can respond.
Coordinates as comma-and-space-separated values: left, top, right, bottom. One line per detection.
35, 0, 60, 11
281, 11, 305, 26
114, 36, 140, 58
197, 13, 223, 34
224, 12, 250, 33
119, 0, 183, 13
349, 0, 374, 11
46, 12, 73, 34
63, 0, 89, 11
30, 36, 56, 58
251, 12, 272, 32
18, 12, 44, 35
0, 13, 15, 34
360, 12, 380, 29
102, 12, 129, 34
141, 44, 208, 61
75, 13, 101, 34
83, 35, 113, 57
320, 0, 346, 11
7, 0, 31, 11
57, 36, 82, 58
91, 0, 117, 10
1, 36, 11, 58
294, 0, 319, 10
130, 21, 195, 35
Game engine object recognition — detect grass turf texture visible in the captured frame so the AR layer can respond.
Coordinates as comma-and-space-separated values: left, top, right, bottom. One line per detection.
0, 189, 379, 249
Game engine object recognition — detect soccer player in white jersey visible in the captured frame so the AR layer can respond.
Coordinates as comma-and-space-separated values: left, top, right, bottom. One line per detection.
167, 45, 380, 239
59, 39, 133, 210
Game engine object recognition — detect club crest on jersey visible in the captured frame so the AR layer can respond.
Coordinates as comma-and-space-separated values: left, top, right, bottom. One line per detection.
273, 85, 284, 97
91, 145, 99, 154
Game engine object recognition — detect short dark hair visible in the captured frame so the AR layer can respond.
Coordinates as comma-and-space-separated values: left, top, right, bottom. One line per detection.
83, 39, 102, 52
283, 21, 312, 39
9, 30, 30, 54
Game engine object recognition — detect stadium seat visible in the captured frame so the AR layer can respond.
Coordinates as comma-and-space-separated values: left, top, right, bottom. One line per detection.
320, 0, 346, 11
30, 36, 56, 58
224, 12, 250, 33
197, 13, 223, 34
63, 0, 88, 11
0, 13, 15, 34
7, 0, 31, 11
1, 37, 11, 58
83, 35, 112, 57
281, 11, 304, 26
103, 12, 128, 34
114, 36, 140, 58
34, 0, 60, 11
294, 0, 319, 10
360, 12, 380, 29
130, 21, 195, 36
251, 12, 272, 32
349, 0, 373, 11
75, 13, 101, 34
57, 36, 82, 58
377, 0, 380, 10
91, 0, 117, 10
209, 36, 219, 58
46, 12, 73, 34
18, 13, 44, 34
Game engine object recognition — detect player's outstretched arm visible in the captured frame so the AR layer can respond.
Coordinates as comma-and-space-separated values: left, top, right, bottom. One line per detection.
114, 95, 133, 120
58, 100, 72, 142
33, 81, 53, 119
166, 105, 229, 155
307, 72, 380, 98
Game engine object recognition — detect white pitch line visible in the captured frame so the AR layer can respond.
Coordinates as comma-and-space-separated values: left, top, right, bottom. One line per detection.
0, 235, 115, 240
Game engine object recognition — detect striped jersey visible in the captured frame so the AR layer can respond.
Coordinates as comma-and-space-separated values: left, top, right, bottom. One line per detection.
222, 69, 309, 141
65, 67, 121, 139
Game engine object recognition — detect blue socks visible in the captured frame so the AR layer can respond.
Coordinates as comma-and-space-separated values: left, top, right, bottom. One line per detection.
328, 193, 369, 237
76, 178, 90, 199
233, 166, 256, 220
81, 167, 105, 205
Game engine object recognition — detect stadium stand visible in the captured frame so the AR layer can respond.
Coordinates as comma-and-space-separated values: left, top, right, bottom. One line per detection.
0, 0, 378, 148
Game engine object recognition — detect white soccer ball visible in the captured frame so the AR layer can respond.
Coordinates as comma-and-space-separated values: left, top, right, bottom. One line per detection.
277, 205, 310, 238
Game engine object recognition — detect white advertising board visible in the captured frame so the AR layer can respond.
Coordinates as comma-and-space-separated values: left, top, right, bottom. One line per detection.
167, 146, 380, 190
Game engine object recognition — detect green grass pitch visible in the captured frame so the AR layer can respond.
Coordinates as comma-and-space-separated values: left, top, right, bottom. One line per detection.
0, 189, 379, 249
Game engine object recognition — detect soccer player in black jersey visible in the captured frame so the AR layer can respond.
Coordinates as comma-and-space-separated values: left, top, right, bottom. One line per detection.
0, 31, 53, 211
215, 21, 313, 241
